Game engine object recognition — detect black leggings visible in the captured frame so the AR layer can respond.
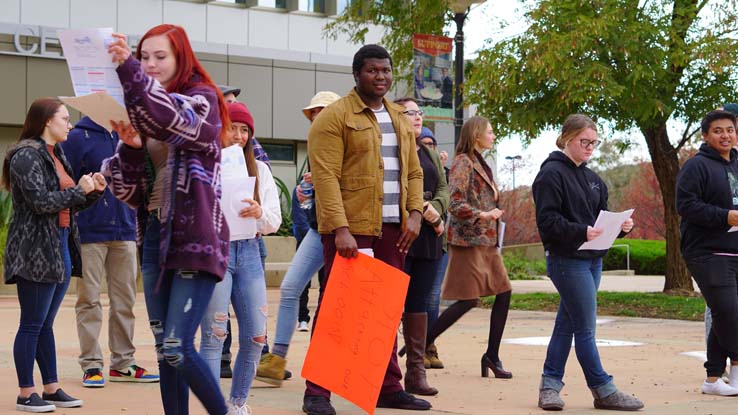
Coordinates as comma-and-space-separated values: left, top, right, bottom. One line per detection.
427, 291, 511, 362
687, 255, 738, 377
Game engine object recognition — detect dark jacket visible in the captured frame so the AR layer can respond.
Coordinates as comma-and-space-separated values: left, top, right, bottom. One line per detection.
532, 151, 609, 259
676, 143, 738, 260
61, 117, 136, 243
4, 137, 101, 284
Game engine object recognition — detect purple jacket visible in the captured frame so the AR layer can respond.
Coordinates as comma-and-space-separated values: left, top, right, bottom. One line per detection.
102, 56, 229, 280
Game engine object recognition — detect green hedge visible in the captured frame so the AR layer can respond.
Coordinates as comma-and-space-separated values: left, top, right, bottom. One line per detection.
502, 252, 546, 280
603, 239, 665, 275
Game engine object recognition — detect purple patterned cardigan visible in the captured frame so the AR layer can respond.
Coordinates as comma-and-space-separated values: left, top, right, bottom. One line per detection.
102, 56, 229, 280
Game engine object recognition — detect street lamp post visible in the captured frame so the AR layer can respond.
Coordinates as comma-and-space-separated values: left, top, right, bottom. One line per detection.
505, 155, 522, 189
450, 0, 484, 146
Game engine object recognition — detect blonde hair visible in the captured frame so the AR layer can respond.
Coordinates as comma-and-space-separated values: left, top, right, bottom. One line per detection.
455, 116, 490, 157
556, 114, 597, 150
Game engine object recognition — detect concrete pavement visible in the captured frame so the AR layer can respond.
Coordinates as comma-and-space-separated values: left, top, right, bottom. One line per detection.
0, 282, 731, 415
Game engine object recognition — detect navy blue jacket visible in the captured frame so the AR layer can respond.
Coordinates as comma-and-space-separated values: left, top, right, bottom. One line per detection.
532, 151, 610, 259
61, 117, 136, 243
676, 143, 738, 260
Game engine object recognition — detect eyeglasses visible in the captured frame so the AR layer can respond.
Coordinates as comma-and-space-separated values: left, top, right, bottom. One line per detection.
403, 110, 424, 117
420, 141, 436, 147
580, 139, 601, 149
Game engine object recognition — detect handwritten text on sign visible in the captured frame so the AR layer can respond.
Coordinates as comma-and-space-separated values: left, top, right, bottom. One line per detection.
302, 253, 410, 415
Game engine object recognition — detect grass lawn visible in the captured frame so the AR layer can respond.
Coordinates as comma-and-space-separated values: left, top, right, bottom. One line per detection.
481, 291, 706, 321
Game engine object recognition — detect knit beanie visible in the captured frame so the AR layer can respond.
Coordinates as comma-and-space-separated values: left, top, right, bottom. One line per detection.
227, 101, 255, 137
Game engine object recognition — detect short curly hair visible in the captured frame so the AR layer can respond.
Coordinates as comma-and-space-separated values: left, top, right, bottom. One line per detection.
352, 44, 393, 75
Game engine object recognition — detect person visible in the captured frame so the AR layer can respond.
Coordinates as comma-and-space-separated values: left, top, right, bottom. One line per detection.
256, 91, 341, 386
676, 109, 738, 396
419, 127, 448, 370
439, 68, 453, 109
217, 84, 274, 379
304, 44, 431, 415
104, 24, 231, 414
532, 114, 642, 411
199, 101, 282, 414
423, 116, 512, 381
3, 98, 105, 412
61, 116, 159, 388
393, 97, 448, 396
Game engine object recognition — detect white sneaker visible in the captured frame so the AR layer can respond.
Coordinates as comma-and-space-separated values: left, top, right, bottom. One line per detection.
298, 321, 309, 332
226, 402, 252, 415
730, 366, 738, 385
701, 378, 738, 396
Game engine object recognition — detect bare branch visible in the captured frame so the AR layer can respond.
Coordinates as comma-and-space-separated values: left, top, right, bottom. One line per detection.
676, 123, 700, 152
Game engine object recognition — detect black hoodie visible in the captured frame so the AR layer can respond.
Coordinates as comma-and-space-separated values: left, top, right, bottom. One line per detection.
676, 143, 738, 260
532, 151, 610, 259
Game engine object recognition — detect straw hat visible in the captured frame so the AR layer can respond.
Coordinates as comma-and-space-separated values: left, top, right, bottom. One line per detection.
302, 91, 341, 120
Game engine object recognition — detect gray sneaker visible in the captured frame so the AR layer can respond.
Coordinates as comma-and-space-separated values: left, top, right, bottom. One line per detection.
593, 390, 644, 411
538, 389, 565, 411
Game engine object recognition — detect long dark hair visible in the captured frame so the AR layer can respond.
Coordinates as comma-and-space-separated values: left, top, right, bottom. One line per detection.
242, 135, 260, 205
2, 97, 64, 191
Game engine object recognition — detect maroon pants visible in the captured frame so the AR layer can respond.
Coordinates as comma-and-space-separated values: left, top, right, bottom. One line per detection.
305, 223, 405, 398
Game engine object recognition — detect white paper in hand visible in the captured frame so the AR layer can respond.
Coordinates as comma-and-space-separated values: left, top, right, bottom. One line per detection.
728, 226, 738, 233
57, 28, 125, 105
578, 209, 635, 251
220, 145, 257, 239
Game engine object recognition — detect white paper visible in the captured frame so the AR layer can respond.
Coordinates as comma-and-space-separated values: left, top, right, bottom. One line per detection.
729, 226, 738, 233
60, 93, 129, 133
497, 221, 506, 254
57, 28, 125, 106
221, 144, 249, 179
578, 209, 635, 251
220, 145, 257, 239
358, 248, 374, 257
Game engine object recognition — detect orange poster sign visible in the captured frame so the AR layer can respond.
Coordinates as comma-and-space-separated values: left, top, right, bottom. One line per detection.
301, 253, 410, 415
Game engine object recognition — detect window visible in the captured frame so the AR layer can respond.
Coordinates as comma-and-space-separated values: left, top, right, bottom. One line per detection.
261, 142, 295, 162
298, 0, 325, 13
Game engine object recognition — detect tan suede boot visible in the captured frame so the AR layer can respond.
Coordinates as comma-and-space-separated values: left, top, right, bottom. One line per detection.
426, 343, 444, 369
255, 353, 285, 387
402, 313, 438, 396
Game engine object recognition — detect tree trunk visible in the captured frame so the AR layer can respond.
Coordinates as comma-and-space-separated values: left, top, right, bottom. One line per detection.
641, 123, 693, 293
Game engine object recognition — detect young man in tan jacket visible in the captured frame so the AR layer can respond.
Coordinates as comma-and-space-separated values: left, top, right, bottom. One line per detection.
303, 44, 428, 415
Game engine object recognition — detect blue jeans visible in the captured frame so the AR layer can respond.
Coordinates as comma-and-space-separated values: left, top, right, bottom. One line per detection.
541, 254, 616, 399
14, 227, 71, 388
200, 238, 267, 406
141, 214, 227, 415
426, 250, 448, 332
274, 228, 324, 349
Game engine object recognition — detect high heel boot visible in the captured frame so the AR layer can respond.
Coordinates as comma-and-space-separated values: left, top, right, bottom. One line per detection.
481, 354, 512, 379
402, 313, 438, 396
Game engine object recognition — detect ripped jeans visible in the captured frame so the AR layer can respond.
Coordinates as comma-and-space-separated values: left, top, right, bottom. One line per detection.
200, 238, 267, 406
141, 214, 227, 415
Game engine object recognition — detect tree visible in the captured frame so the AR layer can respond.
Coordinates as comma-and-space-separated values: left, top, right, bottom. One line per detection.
620, 162, 666, 240
324, 0, 451, 82
466, 0, 738, 293
500, 186, 540, 245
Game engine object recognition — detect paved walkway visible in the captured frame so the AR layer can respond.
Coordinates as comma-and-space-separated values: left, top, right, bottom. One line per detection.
0, 282, 730, 415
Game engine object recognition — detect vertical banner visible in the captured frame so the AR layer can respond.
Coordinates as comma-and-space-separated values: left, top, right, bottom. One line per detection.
413, 33, 454, 123
302, 253, 410, 415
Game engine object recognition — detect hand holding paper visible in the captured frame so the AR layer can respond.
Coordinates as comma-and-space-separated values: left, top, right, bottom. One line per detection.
578, 209, 635, 250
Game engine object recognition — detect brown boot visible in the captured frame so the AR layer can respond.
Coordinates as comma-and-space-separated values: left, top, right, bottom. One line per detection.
426, 343, 444, 369
402, 313, 438, 396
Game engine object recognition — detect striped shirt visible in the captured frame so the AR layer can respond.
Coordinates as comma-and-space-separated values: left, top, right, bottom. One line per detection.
372, 105, 401, 223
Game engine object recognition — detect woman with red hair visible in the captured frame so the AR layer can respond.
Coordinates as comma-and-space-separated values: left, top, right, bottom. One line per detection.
104, 24, 230, 414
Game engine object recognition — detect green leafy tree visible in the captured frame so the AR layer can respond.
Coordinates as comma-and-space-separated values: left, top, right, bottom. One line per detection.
466, 0, 737, 293
324, 0, 451, 82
